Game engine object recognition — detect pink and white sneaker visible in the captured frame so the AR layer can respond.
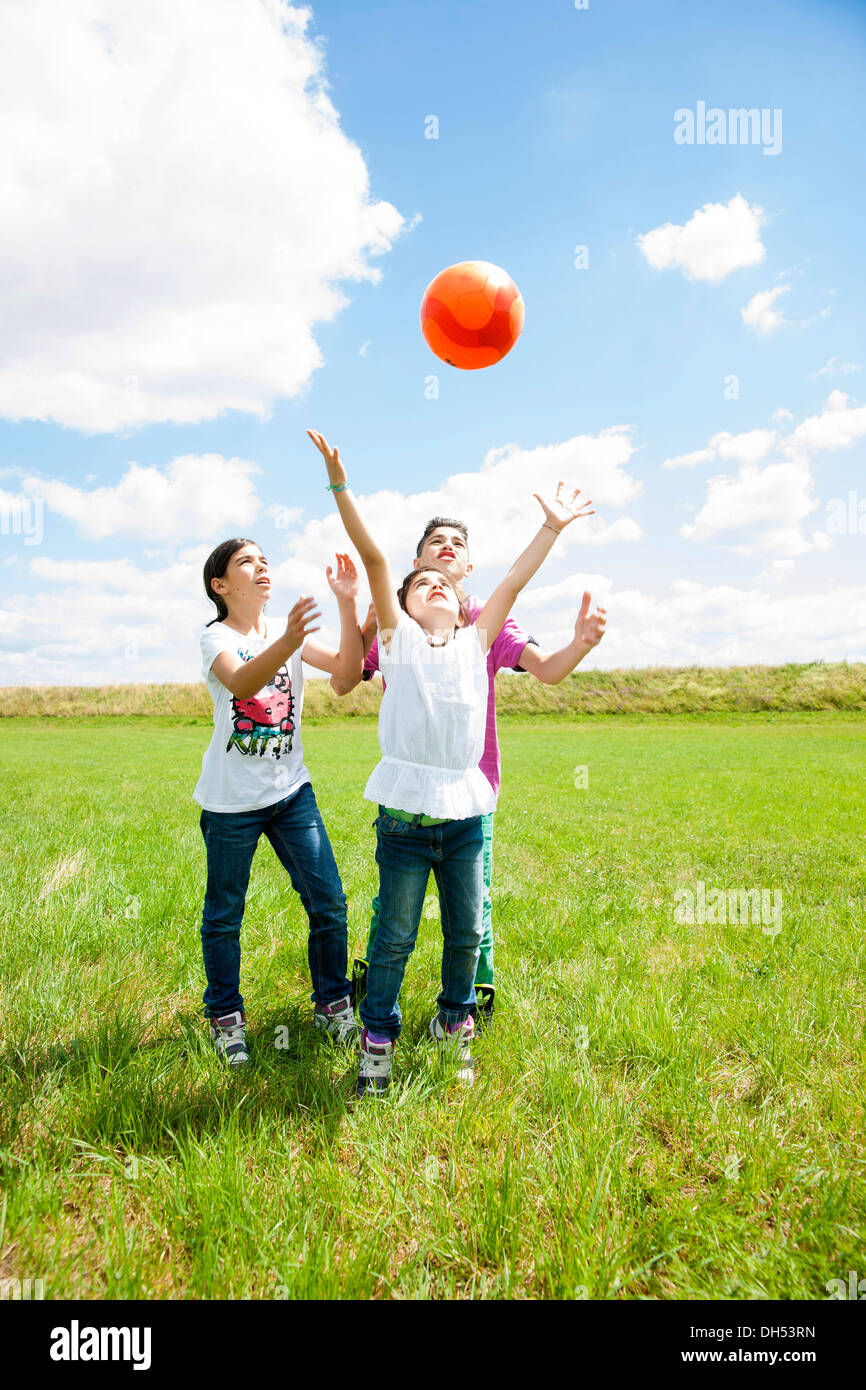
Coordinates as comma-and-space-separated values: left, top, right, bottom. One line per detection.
356, 1028, 395, 1098
429, 1012, 475, 1084
209, 1009, 249, 1066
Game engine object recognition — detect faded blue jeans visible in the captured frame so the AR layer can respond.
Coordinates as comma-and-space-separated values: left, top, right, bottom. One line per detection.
198, 781, 351, 1017
360, 809, 484, 1040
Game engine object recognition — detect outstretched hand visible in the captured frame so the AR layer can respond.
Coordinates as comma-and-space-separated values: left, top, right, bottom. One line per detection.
307, 429, 347, 487
575, 591, 607, 650
284, 595, 321, 654
325, 552, 359, 602
533, 482, 594, 533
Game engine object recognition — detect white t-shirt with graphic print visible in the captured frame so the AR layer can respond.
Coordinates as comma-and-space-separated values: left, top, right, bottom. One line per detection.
193, 617, 311, 813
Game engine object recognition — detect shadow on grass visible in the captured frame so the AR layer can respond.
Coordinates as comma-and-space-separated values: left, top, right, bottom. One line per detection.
0, 1002, 355, 1156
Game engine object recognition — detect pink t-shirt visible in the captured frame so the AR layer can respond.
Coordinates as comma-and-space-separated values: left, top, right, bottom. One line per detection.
362, 595, 534, 801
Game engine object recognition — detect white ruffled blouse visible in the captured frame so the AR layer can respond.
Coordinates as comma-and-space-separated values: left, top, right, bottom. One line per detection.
363, 610, 496, 820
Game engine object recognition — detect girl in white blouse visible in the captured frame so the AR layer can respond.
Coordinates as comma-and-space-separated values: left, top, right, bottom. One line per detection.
307, 429, 593, 1097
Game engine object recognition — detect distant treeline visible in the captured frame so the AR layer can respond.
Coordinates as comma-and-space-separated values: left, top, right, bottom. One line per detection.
2, 662, 865, 718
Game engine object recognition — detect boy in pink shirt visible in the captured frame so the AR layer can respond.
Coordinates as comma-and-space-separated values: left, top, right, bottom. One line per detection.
335, 516, 606, 1020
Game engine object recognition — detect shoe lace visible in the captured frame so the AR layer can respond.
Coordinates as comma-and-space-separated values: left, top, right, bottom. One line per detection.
322, 999, 358, 1038
216, 1018, 246, 1049
360, 1041, 392, 1076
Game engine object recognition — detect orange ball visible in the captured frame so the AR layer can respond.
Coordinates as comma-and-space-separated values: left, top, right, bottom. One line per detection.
420, 261, 524, 370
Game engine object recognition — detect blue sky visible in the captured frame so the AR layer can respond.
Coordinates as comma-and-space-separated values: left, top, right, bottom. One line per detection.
1, 0, 865, 683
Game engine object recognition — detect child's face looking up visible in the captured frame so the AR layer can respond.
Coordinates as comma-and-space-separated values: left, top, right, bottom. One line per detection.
212, 544, 270, 608
403, 569, 463, 637
414, 526, 471, 588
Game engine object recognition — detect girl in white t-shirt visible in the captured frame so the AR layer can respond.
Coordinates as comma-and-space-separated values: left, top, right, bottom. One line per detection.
307, 430, 593, 1097
195, 535, 367, 1064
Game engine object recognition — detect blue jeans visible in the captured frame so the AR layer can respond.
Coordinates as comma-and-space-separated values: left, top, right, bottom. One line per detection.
364, 811, 496, 987
360, 809, 484, 1040
198, 780, 351, 1017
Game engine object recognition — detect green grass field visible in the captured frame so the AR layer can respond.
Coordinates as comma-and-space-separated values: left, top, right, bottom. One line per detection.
1, 713, 863, 1299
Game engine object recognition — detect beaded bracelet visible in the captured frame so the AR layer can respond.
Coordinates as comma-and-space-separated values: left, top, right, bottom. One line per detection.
326, 482, 348, 493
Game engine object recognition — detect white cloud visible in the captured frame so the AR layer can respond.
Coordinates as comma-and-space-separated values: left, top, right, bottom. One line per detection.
676, 391, 866, 559
279, 430, 645, 581
741, 285, 790, 337
636, 194, 765, 283
7, 407, 866, 684
604, 582, 866, 666
808, 356, 861, 380
6, 552, 865, 685
662, 429, 776, 472
786, 390, 866, 456
21, 454, 262, 540
681, 460, 818, 556
756, 559, 795, 582
712, 428, 778, 466
513, 572, 613, 609
0, 425, 646, 683
506, 580, 866, 669
662, 447, 716, 471
0, 547, 353, 685
0, 0, 405, 432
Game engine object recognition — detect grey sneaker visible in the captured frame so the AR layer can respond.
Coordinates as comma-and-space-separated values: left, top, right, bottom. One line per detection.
209, 1009, 249, 1066
314, 994, 361, 1045
356, 1028, 395, 1098
429, 1012, 474, 1084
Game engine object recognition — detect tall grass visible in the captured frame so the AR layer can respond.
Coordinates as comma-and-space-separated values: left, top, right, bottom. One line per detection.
0, 714, 863, 1299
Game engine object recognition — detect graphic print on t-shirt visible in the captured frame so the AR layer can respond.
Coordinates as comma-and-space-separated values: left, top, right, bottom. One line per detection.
226, 654, 295, 759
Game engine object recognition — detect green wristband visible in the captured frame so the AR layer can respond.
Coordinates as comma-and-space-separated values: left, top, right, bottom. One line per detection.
327, 482, 348, 493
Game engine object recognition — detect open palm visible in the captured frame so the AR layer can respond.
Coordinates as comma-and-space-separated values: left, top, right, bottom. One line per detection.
325, 552, 359, 601
307, 429, 347, 486
534, 481, 594, 533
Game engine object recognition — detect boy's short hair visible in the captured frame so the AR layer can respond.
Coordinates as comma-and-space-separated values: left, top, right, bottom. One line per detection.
415, 516, 469, 557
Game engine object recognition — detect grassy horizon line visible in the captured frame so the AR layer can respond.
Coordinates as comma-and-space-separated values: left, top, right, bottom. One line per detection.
1, 660, 865, 718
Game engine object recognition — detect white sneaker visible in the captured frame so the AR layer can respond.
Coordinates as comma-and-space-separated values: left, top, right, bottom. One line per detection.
356, 1028, 395, 1098
314, 994, 361, 1045
209, 1009, 249, 1066
429, 1012, 475, 1084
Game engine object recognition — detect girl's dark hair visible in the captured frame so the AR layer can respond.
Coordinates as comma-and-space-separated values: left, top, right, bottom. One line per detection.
203, 538, 259, 625
397, 567, 467, 629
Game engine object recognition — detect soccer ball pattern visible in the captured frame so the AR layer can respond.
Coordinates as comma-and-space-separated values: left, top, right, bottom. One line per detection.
420, 261, 525, 370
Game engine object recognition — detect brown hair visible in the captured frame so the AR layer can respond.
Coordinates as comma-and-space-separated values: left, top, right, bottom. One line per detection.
397, 566, 467, 628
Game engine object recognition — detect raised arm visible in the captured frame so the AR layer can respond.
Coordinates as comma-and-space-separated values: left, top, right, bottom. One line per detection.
331, 602, 378, 696
516, 591, 607, 683
474, 483, 594, 654
307, 430, 401, 644
301, 553, 365, 684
